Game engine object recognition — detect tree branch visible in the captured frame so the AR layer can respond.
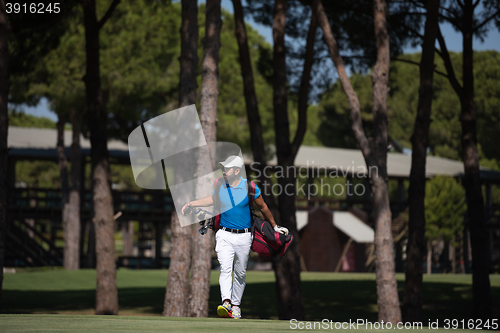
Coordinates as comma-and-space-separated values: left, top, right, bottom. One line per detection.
97, 0, 120, 30
434, 46, 443, 58
392, 11, 427, 17
396, 21, 425, 39
313, 0, 376, 167
407, 0, 426, 10
473, 9, 500, 33
438, 4, 461, 17
436, 26, 463, 96
439, 12, 462, 31
290, 9, 317, 163
393, 57, 449, 79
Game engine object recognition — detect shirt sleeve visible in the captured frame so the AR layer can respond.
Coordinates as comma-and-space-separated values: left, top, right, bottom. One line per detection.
254, 183, 261, 199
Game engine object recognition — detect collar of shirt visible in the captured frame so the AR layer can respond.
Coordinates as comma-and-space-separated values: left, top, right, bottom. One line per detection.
226, 176, 246, 190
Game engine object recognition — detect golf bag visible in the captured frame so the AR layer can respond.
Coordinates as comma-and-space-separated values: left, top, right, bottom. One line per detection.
247, 181, 293, 257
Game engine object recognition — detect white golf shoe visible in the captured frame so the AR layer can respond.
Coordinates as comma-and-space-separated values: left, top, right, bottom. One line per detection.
231, 306, 241, 319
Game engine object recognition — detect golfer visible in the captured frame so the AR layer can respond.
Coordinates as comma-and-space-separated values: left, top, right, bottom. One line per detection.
182, 155, 288, 319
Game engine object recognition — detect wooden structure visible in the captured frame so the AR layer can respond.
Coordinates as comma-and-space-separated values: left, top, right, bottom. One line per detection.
6, 127, 173, 268
299, 207, 374, 272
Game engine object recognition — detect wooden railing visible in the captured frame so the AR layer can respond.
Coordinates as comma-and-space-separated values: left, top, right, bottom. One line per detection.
8, 187, 174, 221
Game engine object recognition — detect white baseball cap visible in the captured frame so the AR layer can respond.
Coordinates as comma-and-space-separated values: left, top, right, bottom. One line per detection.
219, 155, 244, 168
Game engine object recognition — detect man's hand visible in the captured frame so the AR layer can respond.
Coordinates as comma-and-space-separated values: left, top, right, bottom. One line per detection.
274, 225, 289, 236
182, 203, 193, 215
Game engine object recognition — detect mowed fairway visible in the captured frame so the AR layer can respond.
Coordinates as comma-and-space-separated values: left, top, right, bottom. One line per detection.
1, 315, 294, 333
0, 314, 475, 333
1, 269, 499, 332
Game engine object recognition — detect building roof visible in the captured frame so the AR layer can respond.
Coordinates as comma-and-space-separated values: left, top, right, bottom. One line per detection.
7, 126, 500, 181
296, 211, 308, 230
7, 126, 129, 161
8, 126, 128, 150
247, 145, 500, 181
296, 210, 375, 243
333, 211, 374, 243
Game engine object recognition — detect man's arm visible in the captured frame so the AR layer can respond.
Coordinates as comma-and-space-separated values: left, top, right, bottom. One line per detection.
254, 195, 289, 235
254, 195, 277, 228
181, 195, 214, 214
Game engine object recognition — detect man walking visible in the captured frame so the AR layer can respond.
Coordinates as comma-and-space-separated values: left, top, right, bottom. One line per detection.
182, 155, 288, 319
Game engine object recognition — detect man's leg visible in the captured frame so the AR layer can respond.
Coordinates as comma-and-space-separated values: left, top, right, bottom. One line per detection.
231, 233, 252, 308
215, 230, 235, 316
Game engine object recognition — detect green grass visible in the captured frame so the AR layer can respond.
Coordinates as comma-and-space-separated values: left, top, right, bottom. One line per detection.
0, 315, 294, 333
0, 314, 481, 333
2, 270, 500, 323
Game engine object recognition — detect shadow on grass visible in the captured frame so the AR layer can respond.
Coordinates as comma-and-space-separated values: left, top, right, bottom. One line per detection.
3, 280, 499, 321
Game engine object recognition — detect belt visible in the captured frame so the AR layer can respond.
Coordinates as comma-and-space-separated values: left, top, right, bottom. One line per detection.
220, 227, 250, 234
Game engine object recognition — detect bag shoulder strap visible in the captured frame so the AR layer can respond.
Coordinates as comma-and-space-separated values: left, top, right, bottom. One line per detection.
215, 177, 223, 193
247, 180, 255, 211
214, 177, 223, 213
247, 180, 256, 230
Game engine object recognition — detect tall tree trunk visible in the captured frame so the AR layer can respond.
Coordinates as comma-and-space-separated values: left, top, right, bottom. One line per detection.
57, 119, 72, 270
435, 0, 492, 320
163, 0, 198, 317
232, 0, 267, 168
314, 0, 401, 323
122, 221, 134, 256
234, 0, 315, 319
189, 0, 221, 318
85, 220, 97, 268
232, 0, 276, 210
65, 109, 82, 270
271, 0, 307, 320
371, 0, 401, 323
272, 0, 295, 319
82, 0, 119, 315
461, 0, 491, 320
403, 0, 440, 323
0, 0, 8, 313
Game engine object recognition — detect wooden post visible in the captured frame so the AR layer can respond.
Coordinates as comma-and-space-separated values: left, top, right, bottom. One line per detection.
463, 224, 470, 273
398, 179, 405, 202
346, 175, 353, 205
335, 238, 353, 273
79, 157, 86, 267
307, 173, 315, 208
122, 221, 134, 256
427, 240, 432, 275
364, 178, 371, 212
155, 221, 163, 269
485, 183, 493, 268
397, 178, 405, 214
8, 157, 15, 188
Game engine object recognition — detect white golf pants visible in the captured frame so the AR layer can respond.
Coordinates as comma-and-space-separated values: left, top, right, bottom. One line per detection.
215, 229, 252, 306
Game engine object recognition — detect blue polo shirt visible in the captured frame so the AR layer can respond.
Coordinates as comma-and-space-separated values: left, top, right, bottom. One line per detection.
216, 177, 261, 229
